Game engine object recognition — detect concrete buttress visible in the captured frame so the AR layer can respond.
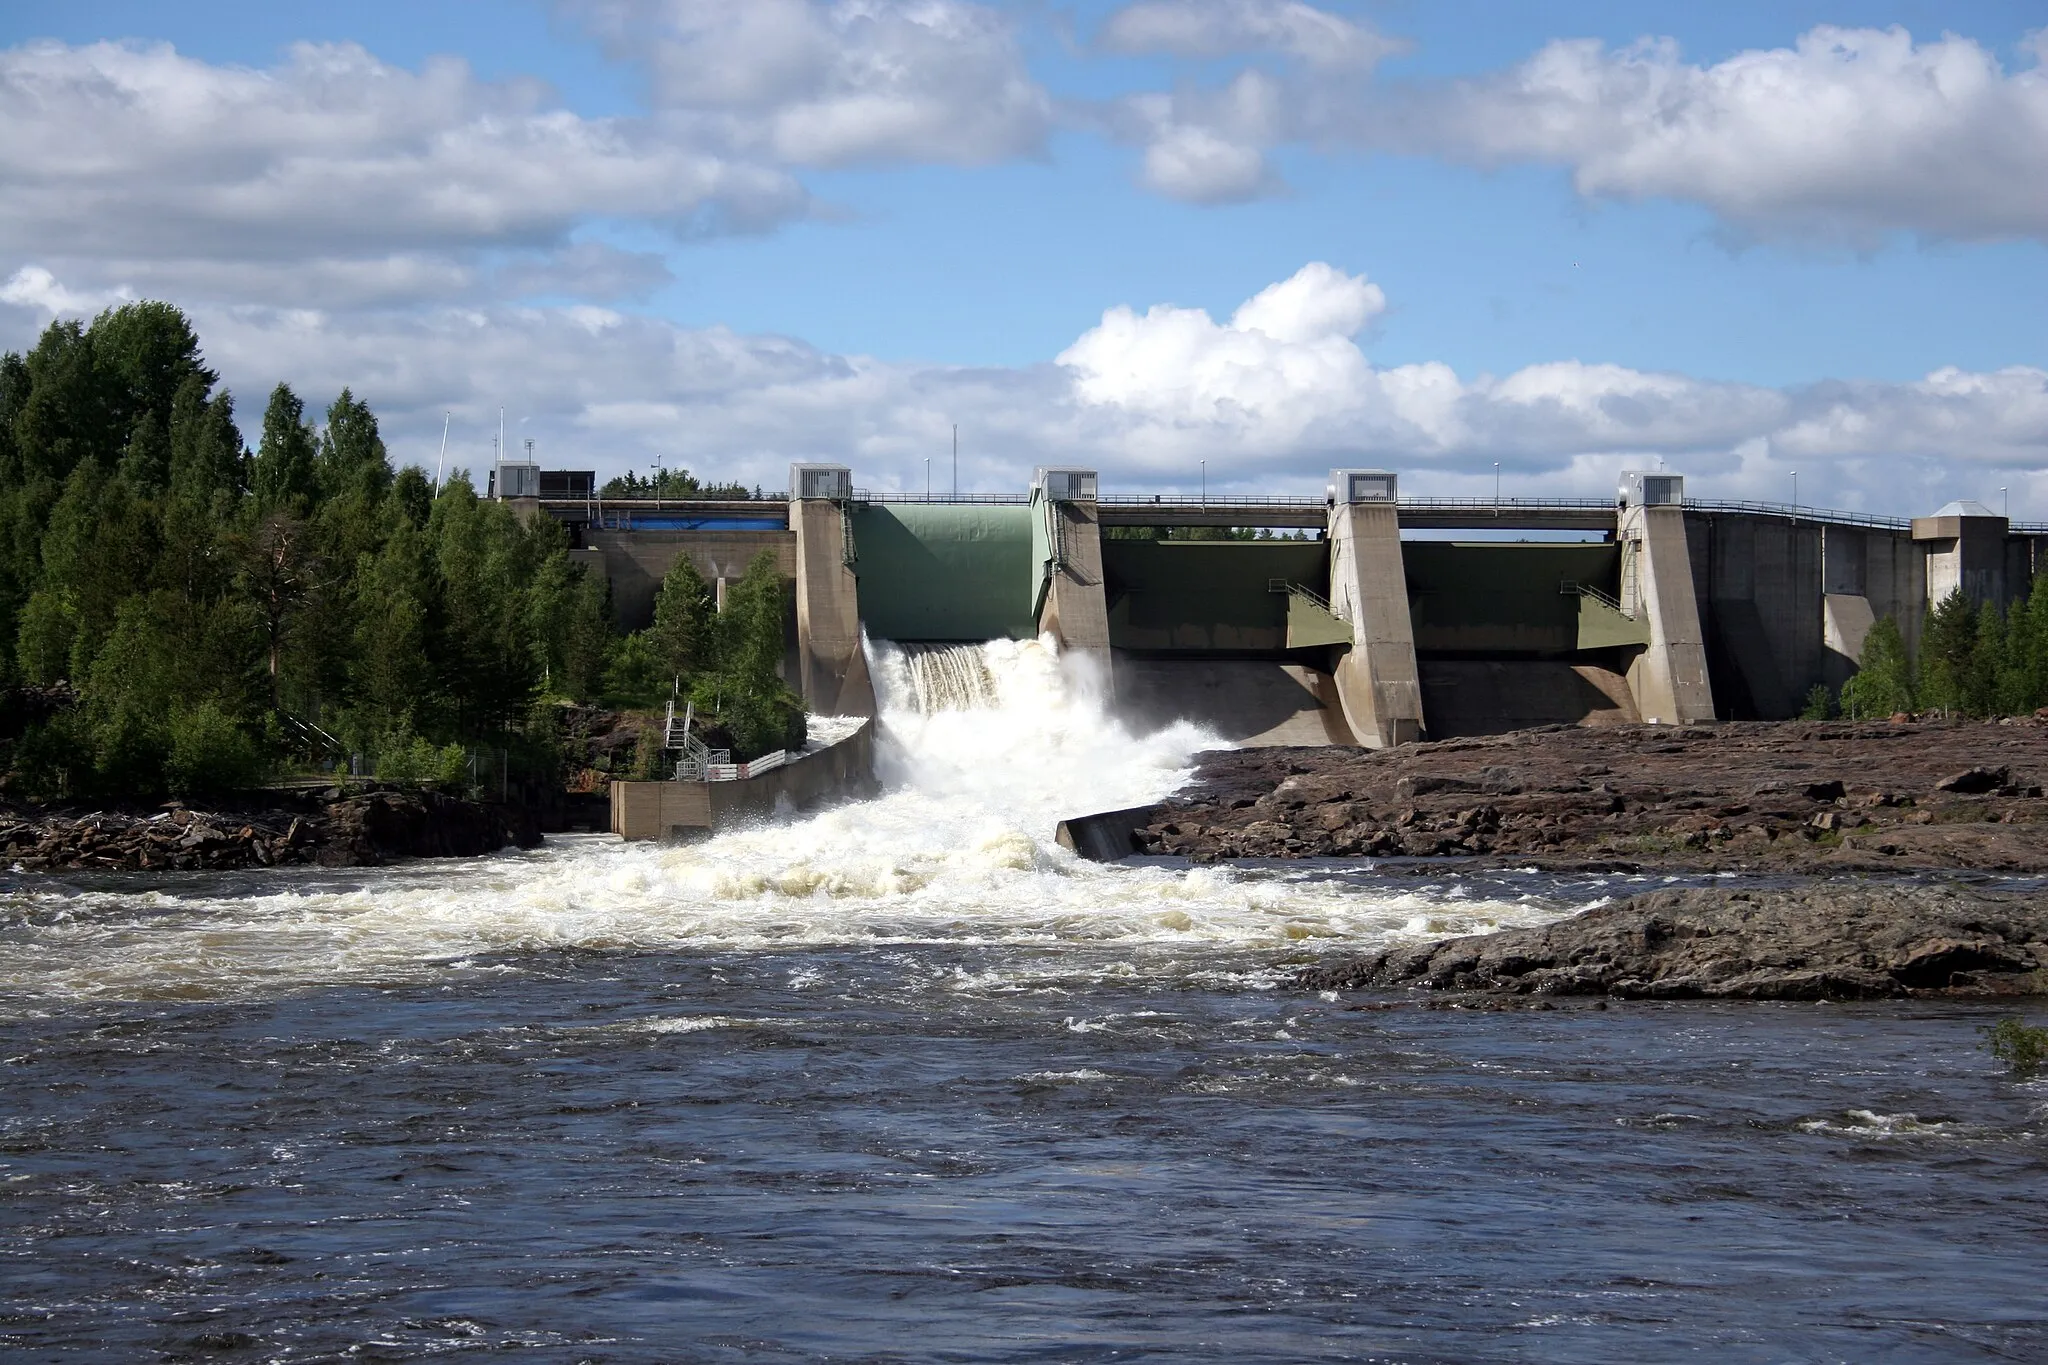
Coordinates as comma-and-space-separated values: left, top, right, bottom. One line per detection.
1618, 503, 1714, 724
1326, 502, 1425, 747
792, 498, 875, 717
1036, 497, 1113, 691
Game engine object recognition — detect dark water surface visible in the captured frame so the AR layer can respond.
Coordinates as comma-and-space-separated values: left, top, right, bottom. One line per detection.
4, 913, 2045, 1363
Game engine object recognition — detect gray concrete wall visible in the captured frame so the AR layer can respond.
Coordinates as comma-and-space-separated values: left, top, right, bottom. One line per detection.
1687, 512, 1824, 718
792, 500, 874, 717
1618, 503, 1714, 724
612, 720, 876, 839
1038, 498, 1113, 682
1113, 656, 1356, 746
1418, 661, 1638, 737
1327, 502, 1425, 746
585, 528, 796, 631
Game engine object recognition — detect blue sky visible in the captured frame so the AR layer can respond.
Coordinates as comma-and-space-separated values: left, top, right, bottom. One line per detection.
1, 1, 2044, 514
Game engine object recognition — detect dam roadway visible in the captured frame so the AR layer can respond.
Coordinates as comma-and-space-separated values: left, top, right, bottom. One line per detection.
513, 467, 2047, 747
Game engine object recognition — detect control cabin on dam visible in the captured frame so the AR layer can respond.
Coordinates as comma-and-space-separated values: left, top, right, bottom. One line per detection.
499, 458, 2047, 749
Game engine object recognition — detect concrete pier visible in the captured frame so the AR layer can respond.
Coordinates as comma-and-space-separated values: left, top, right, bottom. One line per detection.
790, 466, 875, 718
1326, 471, 1426, 747
1617, 474, 1715, 725
1032, 469, 1113, 685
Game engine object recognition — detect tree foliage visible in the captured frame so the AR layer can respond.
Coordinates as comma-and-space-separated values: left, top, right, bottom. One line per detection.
1844, 580, 2048, 721
0, 303, 617, 799
599, 467, 758, 500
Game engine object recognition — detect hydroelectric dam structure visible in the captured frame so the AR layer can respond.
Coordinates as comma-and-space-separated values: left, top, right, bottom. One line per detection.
516, 463, 2048, 747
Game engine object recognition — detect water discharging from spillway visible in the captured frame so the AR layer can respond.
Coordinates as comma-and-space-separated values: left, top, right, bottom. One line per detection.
0, 636, 1578, 1008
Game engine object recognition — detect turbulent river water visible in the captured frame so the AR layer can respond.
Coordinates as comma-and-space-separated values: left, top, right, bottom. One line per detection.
2, 639, 2043, 1362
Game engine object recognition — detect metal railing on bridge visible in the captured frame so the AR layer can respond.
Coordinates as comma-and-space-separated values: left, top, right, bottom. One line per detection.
559, 490, 2039, 535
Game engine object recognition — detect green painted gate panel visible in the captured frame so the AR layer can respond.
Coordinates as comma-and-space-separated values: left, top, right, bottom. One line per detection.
1403, 541, 1622, 656
1102, 540, 1329, 652
850, 504, 1038, 642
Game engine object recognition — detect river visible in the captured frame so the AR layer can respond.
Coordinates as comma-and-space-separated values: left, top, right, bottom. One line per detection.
2, 641, 2042, 1361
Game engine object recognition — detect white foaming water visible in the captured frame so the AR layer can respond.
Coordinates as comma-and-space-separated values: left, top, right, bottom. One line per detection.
0, 636, 1574, 1005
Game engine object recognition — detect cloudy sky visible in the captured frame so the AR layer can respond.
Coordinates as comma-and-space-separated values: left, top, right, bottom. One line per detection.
2, 0, 2044, 515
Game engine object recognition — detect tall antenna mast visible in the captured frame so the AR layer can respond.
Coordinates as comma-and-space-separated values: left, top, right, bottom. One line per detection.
434, 411, 450, 491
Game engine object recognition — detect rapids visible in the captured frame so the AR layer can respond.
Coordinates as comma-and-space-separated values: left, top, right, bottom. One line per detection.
0, 636, 1571, 1009
4, 638, 2041, 1361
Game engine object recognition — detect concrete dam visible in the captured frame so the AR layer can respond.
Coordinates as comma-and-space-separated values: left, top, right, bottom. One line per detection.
534, 464, 2048, 747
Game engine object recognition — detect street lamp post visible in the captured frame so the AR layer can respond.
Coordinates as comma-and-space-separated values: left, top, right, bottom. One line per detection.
1790, 470, 1798, 515
1494, 461, 1501, 508
1200, 460, 1206, 507
925, 458, 930, 500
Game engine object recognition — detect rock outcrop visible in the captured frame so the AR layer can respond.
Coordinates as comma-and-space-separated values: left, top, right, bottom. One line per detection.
1115, 718, 2048, 872
0, 786, 541, 873
1302, 885, 2048, 1000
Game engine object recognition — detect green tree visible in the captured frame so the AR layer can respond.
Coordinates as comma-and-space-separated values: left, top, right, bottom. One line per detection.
1840, 616, 1915, 719
168, 378, 244, 500
693, 549, 803, 759
87, 301, 213, 438
650, 553, 716, 685
349, 514, 441, 742
166, 700, 268, 795
429, 476, 540, 733
1917, 589, 1978, 715
317, 388, 391, 504
38, 461, 158, 680
525, 551, 612, 700
2014, 576, 2048, 714
1963, 601, 2006, 718
252, 383, 318, 515
601, 632, 665, 709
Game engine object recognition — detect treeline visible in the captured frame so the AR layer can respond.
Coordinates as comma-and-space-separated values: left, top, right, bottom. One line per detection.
0, 302, 796, 800
1829, 583, 2048, 720
599, 468, 764, 500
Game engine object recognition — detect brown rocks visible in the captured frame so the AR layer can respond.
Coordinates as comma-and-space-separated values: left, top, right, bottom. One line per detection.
1106, 718, 2048, 873
0, 786, 540, 874
1301, 885, 2048, 1001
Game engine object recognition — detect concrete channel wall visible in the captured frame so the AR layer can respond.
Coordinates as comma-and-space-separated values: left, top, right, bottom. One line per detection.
611, 719, 877, 840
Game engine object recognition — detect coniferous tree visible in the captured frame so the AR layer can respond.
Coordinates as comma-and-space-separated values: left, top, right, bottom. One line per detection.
252, 383, 318, 515
650, 554, 716, 685
1840, 616, 1915, 718
1918, 589, 1978, 715
1965, 601, 2005, 718
0, 303, 786, 796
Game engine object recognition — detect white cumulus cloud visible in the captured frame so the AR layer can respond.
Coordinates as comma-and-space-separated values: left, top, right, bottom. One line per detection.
567, 0, 1053, 166
5, 263, 2042, 517
1360, 25, 2048, 242
1100, 0, 1403, 70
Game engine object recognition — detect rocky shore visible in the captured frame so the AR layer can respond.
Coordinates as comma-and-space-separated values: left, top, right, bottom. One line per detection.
0, 786, 542, 874
1128, 718, 2048, 873
1302, 884, 2048, 1002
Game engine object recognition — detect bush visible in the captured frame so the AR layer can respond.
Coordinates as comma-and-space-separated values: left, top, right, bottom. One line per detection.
600, 631, 666, 709
1799, 683, 1835, 720
7, 714, 89, 801
166, 700, 269, 795
1981, 1017, 2048, 1077
627, 723, 668, 780
375, 732, 469, 790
